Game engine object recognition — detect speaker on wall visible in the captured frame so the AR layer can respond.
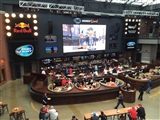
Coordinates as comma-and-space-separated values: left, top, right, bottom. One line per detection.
114, 23, 120, 33
48, 21, 53, 34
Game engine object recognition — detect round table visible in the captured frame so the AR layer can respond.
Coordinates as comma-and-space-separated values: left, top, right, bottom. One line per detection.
0, 101, 4, 105
12, 107, 22, 113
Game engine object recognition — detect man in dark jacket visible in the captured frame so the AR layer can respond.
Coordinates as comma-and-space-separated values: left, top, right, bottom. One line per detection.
138, 85, 144, 101
114, 91, 125, 109
137, 104, 146, 120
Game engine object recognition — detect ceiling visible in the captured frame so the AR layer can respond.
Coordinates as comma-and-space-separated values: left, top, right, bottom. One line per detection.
92, 0, 160, 7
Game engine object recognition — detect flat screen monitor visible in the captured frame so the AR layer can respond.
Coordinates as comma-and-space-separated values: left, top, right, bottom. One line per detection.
73, 56, 79, 61
104, 54, 109, 57
62, 24, 106, 53
54, 58, 62, 62
111, 53, 116, 57
42, 59, 51, 64
45, 46, 58, 54
45, 35, 57, 43
89, 55, 95, 59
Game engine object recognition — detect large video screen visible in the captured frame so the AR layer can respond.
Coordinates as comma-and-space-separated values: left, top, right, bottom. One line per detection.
62, 24, 106, 53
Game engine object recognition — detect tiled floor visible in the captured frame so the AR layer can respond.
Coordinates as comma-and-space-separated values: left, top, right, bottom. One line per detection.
0, 78, 160, 120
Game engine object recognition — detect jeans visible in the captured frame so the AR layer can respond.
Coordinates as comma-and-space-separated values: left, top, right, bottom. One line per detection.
115, 100, 125, 109
146, 87, 151, 94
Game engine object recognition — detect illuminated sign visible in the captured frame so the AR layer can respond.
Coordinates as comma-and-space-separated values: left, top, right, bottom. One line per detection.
82, 19, 98, 23
15, 44, 34, 57
127, 41, 136, 49
13, 22, 32, 33
73, 18, 81, 24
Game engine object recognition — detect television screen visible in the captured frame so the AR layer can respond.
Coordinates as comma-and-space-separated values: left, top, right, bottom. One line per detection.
104, 54, 109, 57
89, 55, 95, 59
45, 46, 58, 54
109, 34, 118, 41
62, 24, 106, 53
45, 35, 57, 43
73, 56, 79, 61
97, 54, 102, 59
109, 43, 117, 49
42, 59, 51, 64
111, 53, 116, 57
54, 58, 62, 62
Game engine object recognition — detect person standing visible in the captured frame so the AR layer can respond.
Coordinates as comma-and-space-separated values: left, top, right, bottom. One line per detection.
128, 106, 137, 120
48, 106, 58, 120
42, 93, 48, 105
146, 79, 152, 94
137, 104, 146, 120
138, 85, 144, 101
114, 91, 125, 109
39, 105, 46, 120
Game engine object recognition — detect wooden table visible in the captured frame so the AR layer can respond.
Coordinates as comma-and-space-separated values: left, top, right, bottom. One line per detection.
12, 107, 22, 113
84, 107, 130, 120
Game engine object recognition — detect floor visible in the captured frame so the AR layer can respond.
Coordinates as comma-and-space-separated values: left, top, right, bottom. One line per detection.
0, 78, 160, 120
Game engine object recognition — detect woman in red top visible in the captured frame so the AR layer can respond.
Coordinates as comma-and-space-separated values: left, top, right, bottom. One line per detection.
128, 106, 137, 120
62, 78, 67, 86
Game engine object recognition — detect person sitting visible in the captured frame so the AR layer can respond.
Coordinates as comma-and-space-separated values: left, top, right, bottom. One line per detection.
112, 67, 117, 73
91, 112, 99, 120
72, 77, 78, 84
128, 106, 137, 120
71, 115, 78, 120
48, 106, 58, 120
99, 111, 107, 120
62, 77, 67, 86
103, 68, 107, 75
92, 80, 97, 88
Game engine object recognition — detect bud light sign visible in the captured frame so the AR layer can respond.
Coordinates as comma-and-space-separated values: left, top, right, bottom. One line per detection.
15, 45, 34, 57
127, 41, 136, 49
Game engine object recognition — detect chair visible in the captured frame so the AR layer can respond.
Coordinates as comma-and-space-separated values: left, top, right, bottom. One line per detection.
2, 104, 9, 114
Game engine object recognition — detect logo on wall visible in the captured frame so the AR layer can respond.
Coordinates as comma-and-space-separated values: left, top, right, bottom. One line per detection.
82, 19, 98, 23
73, 18, 81, 24
127, 41, 136, 49
13, 22, 32, 33
15, 45, 34, 57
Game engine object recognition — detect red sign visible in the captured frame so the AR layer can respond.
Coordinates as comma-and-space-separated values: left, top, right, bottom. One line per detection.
13, 22, 32, 33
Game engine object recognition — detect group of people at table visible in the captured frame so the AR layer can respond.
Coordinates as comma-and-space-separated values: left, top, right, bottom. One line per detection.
41, 93, 78, 120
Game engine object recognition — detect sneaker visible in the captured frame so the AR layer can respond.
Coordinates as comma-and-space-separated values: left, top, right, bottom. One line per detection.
114, 107, 117, 109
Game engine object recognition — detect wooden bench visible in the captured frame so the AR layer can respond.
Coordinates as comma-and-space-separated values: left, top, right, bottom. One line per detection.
84, 107, 131, 120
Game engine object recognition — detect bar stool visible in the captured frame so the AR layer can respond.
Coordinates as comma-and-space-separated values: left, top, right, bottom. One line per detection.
2, 104, 9, 114
9, 112, 15, 120
20, 110, 26, 120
